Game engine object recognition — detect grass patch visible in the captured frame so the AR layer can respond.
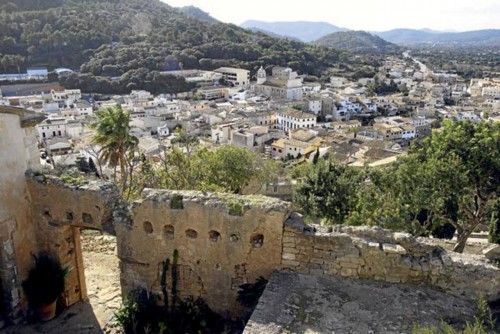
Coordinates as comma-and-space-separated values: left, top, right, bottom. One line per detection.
59, 173, 87, 186
227, 199, 245, 216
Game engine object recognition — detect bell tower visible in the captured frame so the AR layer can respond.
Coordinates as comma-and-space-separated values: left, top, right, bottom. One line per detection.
257, 66, 267, 85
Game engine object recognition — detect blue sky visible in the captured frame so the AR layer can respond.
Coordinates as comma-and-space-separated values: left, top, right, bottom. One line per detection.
164, 0, 500, 32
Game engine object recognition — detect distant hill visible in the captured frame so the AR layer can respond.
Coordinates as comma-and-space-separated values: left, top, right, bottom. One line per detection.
0, 0, 358, 94
243, 27, 301, 41
376, 29, 500, 46
240, 20, 346, 42
238, 20, 500, 47
178, 5, 218, 24
314, 31, 399, 53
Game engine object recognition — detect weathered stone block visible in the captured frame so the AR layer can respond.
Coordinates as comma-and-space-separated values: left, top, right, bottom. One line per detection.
482, 244, 500, 261
309, 269, 325, 276
382, 243, 407, 255
310, 258, 324, 265
282, 247, 299, 254
282, 259, 300, 267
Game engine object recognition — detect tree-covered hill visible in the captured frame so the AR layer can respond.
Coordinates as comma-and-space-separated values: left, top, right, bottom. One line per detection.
0, 0, 372, 94
314, 31, 399, 54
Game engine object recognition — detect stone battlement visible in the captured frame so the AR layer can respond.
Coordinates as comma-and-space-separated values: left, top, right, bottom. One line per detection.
282, 212, 499, 301
116, 189, 291, 317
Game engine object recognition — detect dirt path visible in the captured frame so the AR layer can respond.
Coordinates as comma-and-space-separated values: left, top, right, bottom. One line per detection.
81, 231, 122, 328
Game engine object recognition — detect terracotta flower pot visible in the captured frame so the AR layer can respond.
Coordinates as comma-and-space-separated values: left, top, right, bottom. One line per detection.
36, 300, 57, 321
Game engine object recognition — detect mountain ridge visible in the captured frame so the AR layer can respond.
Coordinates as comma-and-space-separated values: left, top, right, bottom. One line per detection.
375, 28, 500, 46
240, 20, 346, 42
178, 5, 219, 24
240, 20, 500, 46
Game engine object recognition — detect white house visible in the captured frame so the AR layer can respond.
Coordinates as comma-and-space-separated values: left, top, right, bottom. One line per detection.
456, 112, 481, 122
303, 83, 321, 95
333, 99, 363, 121
75, 101, 93, 116
36, 116, 67, 139
65, 121, 85, 139
51, 89, 82, 106
146, 101, 182, 116
255, 113, 277, 128
46, 139, 72, 155
214, 67, 250, 87
482, 86, 500, 99
198, 86, 229, 100
276, 109, 317, 132
305, 98, 322, 115
373, 122, 416, 141
157, 124, 170, 137
62, 100, 93, 116
230, 130, 255, 149
211, 123, 235, 144
330, 120, 361, 131
330, 76, 347, 88
36, 115, 85, 140
271, 137, 323, 159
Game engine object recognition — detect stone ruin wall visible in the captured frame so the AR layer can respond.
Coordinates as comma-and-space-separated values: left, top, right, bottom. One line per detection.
115, 189, 290, 317
26, 174, 121, 309
21, 174, 500, 322
0, 112, 45, 321
24, 176, 291, 318
282, 213, 500, 301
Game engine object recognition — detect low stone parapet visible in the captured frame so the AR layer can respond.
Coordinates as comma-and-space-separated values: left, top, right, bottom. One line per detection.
282, 213, 500, 301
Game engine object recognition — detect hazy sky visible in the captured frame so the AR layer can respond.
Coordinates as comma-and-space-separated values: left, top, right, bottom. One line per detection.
163, 0, 500, 32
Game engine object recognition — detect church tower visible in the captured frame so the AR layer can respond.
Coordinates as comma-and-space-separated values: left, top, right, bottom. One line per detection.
257, 66, 267, 85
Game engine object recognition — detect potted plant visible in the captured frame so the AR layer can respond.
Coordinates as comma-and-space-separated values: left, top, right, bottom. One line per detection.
22, 252, 68, 321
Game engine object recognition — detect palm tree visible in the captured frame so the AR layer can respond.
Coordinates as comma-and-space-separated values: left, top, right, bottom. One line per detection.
90, 106, 138, 192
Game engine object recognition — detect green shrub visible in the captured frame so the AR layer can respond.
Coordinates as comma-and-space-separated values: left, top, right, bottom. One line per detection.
412, 321, 457, 334
475, 296, 495, 330
114, 299, 138, 332
412, 320, 488, 334
412, 296, 495, 334
59, 173, 87, 186
227, 200, 245, 216
170, 194, 184, 210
